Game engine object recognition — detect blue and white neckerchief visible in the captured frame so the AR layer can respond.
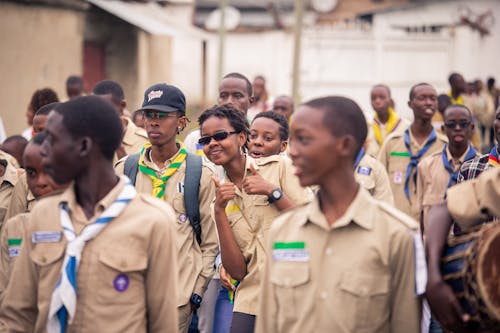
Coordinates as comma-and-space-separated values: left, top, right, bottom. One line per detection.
403, 129, 437, 199
441, 144, 477, 188
47, 176, 136, 333
354, 147, 365, 170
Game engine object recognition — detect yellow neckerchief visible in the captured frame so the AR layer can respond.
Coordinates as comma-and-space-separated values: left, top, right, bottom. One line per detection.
138, 142, 187, 199
447, 91, 464, 105
372, 107, 401, 146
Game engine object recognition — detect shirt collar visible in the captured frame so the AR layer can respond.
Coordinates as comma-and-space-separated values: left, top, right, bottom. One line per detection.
121, 117, 136, 146
144, 143, 182, 172
1, 162, 19, 186
446, 145, 472, 167
301, 187, 374, 231
58, 177, 125, 219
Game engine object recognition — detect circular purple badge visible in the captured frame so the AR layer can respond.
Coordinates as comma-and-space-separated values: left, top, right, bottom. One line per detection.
113, 273, 129, 292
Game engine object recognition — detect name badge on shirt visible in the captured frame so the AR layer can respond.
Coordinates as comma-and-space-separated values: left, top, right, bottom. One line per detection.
393, 170, 403, 184
177, 182, 184, 193
32, 231, 62, 243
357, 166, 372, 176
273, 242, 310, 262
8, 238, 22, 257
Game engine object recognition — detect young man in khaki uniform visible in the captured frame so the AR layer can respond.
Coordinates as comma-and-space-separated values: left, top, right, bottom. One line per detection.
366, 84, 410, 157
115, 83, 218, 333
354, 148, 394, 205
257, 96, 423, 333
378, 83, 447, 220
416, 105, 479, 231
0, 96, 179, 332
0, 133, 66, 305
92, 80, 148, 162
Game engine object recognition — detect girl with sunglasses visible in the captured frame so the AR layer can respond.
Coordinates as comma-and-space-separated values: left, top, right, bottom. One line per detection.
198, 104, 312, 333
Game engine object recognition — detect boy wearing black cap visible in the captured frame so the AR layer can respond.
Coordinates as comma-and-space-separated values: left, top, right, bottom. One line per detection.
115, 83, 218, 333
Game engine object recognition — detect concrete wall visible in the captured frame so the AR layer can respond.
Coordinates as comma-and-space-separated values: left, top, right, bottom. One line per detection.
0, 2, 85, 136
202, 0, 500, 120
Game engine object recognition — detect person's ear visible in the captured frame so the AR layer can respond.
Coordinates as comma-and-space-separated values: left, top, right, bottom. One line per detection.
177, 116, 187, 133
280, 140, 288, 153
338, 135, 357, 158
79, 137, 92, 158
441, 124, 445, 133
249, 96, 256, 104
120, 100, 127, 113
238, 131, 248, 149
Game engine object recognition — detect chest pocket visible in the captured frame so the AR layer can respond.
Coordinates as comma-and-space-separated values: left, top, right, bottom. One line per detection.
97, 248, 148, 305
270, 262, 310, 325
338, 273, 390, 331
388, 157, 408, 186
30, 242, 66, 305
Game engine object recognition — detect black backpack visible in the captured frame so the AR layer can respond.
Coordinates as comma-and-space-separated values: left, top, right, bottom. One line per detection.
124, 152, 203, 245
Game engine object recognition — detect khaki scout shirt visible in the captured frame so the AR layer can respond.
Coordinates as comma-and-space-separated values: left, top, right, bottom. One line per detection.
378, 129, 447, 220
0, 151, 19, 170
213, 155, 313, 315
113, 117, 149, 163
115, 146, 218, 307
416, 146, 479, 230
0, 178, 179, 333
5, 173, 36, 221
256, 188, 422, 333
366, 117, 411, 157
0, 161, 19, 228
0, 213, 29, 306
355, 153, 394, 205
447, 167, 500, 229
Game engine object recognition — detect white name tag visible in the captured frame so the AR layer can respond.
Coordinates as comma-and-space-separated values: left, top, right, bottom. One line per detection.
32, 231, 62, 243
273, 249, 310, 262
8, 246, 21, 257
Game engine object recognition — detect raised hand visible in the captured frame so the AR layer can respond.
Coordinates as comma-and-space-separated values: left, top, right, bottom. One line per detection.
242, 163, 275, 196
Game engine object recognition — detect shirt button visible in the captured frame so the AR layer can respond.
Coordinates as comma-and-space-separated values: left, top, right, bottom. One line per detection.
325, 248, 333, 256
320, 291, 327, 300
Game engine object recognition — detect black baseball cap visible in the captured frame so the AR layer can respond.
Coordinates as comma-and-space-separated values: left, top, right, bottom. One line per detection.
138, 83, 186, 115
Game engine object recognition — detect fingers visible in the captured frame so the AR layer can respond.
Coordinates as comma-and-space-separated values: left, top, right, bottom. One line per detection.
212, 176, 221, 188
249, 163, 258, 175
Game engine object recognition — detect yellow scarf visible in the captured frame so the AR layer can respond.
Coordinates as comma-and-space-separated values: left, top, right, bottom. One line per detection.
447, 91, 464, 105
138, 142, 187, 199
372, 107, 401, 146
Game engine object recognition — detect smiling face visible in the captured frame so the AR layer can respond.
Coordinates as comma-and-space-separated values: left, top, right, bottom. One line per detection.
289, 106, 340, 187
248, 117, 286, 158
200, 116, 246, 166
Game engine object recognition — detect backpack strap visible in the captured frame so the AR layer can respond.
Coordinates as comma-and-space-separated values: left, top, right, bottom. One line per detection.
184, 153, 203, 246
123, 152, 140, 186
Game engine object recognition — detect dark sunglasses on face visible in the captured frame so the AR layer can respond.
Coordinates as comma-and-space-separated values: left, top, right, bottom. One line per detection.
444, 120, 471, 129
143, 110, 178, 120
198, 130, 239, 146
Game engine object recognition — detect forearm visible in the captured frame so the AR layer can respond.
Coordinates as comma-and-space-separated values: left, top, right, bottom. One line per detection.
214, 209, 247, 280
272, 194, 294, 211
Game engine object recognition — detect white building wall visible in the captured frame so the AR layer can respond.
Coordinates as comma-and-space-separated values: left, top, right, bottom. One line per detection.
192, 0, 500, 120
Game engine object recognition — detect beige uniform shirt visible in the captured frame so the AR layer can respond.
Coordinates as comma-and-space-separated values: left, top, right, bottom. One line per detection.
0, 178, 179, 333
5, 173, 36, 221
213, 155, 313, 315
0, 213, 29, 305
256, 188, 422, 333
366, 117, 411, 157
115, 146, 218, 307
0, 162, 19, 228
0, 151, 19, 170
447, 167, 500, 229
113, 118, 149, 163
416, 146, 479, 230
378, 129, 447, 220
355, 153, 394, 205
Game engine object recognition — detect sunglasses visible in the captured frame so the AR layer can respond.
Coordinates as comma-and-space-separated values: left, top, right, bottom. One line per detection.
444, 120, 471, 129
198, 130, 239, 146
143, 110, 178, 120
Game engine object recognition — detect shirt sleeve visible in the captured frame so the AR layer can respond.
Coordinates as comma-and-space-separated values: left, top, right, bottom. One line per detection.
447, 167, 500, 229
372, 160, 394, 205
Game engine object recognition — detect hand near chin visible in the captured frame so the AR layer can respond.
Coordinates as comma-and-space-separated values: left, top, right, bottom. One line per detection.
242, 164, 274, 196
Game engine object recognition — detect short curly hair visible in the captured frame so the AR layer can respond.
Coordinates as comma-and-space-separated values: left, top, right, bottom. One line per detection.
29, 88, 59, 113
252, 111, 289, 141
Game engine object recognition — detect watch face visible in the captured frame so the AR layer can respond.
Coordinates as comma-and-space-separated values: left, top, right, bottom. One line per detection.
272, 190, 281, 199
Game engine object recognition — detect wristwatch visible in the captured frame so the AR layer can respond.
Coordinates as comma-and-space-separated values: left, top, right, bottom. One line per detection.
268, 188, 283, 204
190, 293, 202, 309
